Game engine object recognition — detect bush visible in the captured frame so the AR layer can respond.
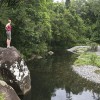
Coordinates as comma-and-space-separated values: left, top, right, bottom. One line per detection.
90, 43, 98, 51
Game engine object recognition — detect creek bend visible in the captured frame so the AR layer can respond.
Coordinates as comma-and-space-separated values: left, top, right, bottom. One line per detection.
21, 51, 100, 100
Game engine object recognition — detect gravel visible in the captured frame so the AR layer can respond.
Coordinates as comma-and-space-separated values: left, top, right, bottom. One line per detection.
72, 65, 100, 84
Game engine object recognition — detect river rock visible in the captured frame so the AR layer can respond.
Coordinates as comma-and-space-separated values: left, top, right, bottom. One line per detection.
0, 47, 31, 95
0, 80, 20, 100
48, 51, 54, 55
67, 46, 90, 53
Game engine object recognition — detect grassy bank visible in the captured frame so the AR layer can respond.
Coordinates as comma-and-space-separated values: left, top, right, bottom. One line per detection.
74, 52, 100, 67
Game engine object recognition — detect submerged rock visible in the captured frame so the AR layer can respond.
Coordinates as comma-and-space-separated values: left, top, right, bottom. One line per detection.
0, 47, 31, 95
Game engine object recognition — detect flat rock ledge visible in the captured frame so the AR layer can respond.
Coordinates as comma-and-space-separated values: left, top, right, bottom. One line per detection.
72, 65, 100, 84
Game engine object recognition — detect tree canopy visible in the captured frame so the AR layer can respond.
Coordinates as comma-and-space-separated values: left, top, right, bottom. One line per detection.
0, 0, 100, 58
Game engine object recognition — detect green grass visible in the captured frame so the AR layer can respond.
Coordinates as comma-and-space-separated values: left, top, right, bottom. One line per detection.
74, 52, 100, 67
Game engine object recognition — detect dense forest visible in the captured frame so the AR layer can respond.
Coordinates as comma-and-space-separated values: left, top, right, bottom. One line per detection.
0, 0, 100, 58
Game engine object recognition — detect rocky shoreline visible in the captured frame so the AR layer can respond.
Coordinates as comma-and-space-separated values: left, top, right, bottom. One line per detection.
72, 65, 100, 84
67, 46, 100, 84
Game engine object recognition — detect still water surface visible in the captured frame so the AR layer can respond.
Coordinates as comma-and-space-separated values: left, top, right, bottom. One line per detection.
22, 51, 100, 100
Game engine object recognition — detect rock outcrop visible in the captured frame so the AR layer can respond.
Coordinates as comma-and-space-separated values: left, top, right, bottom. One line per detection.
0, 47, 31, 95
67, 46, 90, 54
0, 80, 20, 100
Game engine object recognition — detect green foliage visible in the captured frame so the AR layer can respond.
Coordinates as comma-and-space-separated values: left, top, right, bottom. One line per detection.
89, 42, 98, 51
71, 0, 100, 43
74, 52, 100, 67
74, 53, 90, 66
50, 3, 87, 48
89, 53, 97, 66
0, 0, 100, 58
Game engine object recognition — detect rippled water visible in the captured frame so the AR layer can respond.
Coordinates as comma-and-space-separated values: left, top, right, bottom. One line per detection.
21, 51, 100, 100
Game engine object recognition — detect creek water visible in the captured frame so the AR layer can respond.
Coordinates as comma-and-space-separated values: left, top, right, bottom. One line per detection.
21, 51, 100, 100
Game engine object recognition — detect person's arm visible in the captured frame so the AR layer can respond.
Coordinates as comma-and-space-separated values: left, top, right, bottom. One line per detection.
6, 23, 10, 27
5, 23, 9, 30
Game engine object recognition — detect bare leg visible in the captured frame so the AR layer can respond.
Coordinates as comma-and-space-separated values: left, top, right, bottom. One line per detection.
7, 39, 11, 48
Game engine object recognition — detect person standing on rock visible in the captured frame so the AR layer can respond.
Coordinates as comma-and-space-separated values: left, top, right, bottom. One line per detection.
5, 19, 12, 48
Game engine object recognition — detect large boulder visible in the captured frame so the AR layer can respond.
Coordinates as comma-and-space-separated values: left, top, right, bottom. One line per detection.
0, 80, 20, 100
0, 47, 31, 95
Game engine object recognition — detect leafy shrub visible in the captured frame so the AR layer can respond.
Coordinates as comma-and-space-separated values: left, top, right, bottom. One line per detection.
90, 43, 98, 51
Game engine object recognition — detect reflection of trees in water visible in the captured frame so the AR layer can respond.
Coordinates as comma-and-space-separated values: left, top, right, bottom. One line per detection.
51, 88, 72, 100
92, 92, 100, 100
66, 89, 72, 100
27, 51, 100, 100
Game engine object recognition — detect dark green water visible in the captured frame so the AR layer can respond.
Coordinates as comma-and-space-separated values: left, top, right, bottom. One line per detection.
21, 51, 100, 100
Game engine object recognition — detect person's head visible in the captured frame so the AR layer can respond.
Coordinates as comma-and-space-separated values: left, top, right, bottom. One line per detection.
8, 19, 11, 23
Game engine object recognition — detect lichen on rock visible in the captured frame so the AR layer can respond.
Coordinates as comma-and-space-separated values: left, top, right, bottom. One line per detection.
0, 47, 31, 95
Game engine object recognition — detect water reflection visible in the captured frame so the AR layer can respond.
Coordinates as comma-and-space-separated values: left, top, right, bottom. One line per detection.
51, 88, 100, 100
51, 88, 67, 100
25, 51, 100, 100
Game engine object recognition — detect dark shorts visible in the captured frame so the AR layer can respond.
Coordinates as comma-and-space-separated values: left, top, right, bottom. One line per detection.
6, 31, 11, 40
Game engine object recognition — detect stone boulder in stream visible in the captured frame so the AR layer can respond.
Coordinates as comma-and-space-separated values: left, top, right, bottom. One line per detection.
0, 47, 31, 95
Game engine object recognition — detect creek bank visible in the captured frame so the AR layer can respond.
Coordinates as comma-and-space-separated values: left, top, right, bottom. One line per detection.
68, 46, 100, 84
72, 65, 100, 84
